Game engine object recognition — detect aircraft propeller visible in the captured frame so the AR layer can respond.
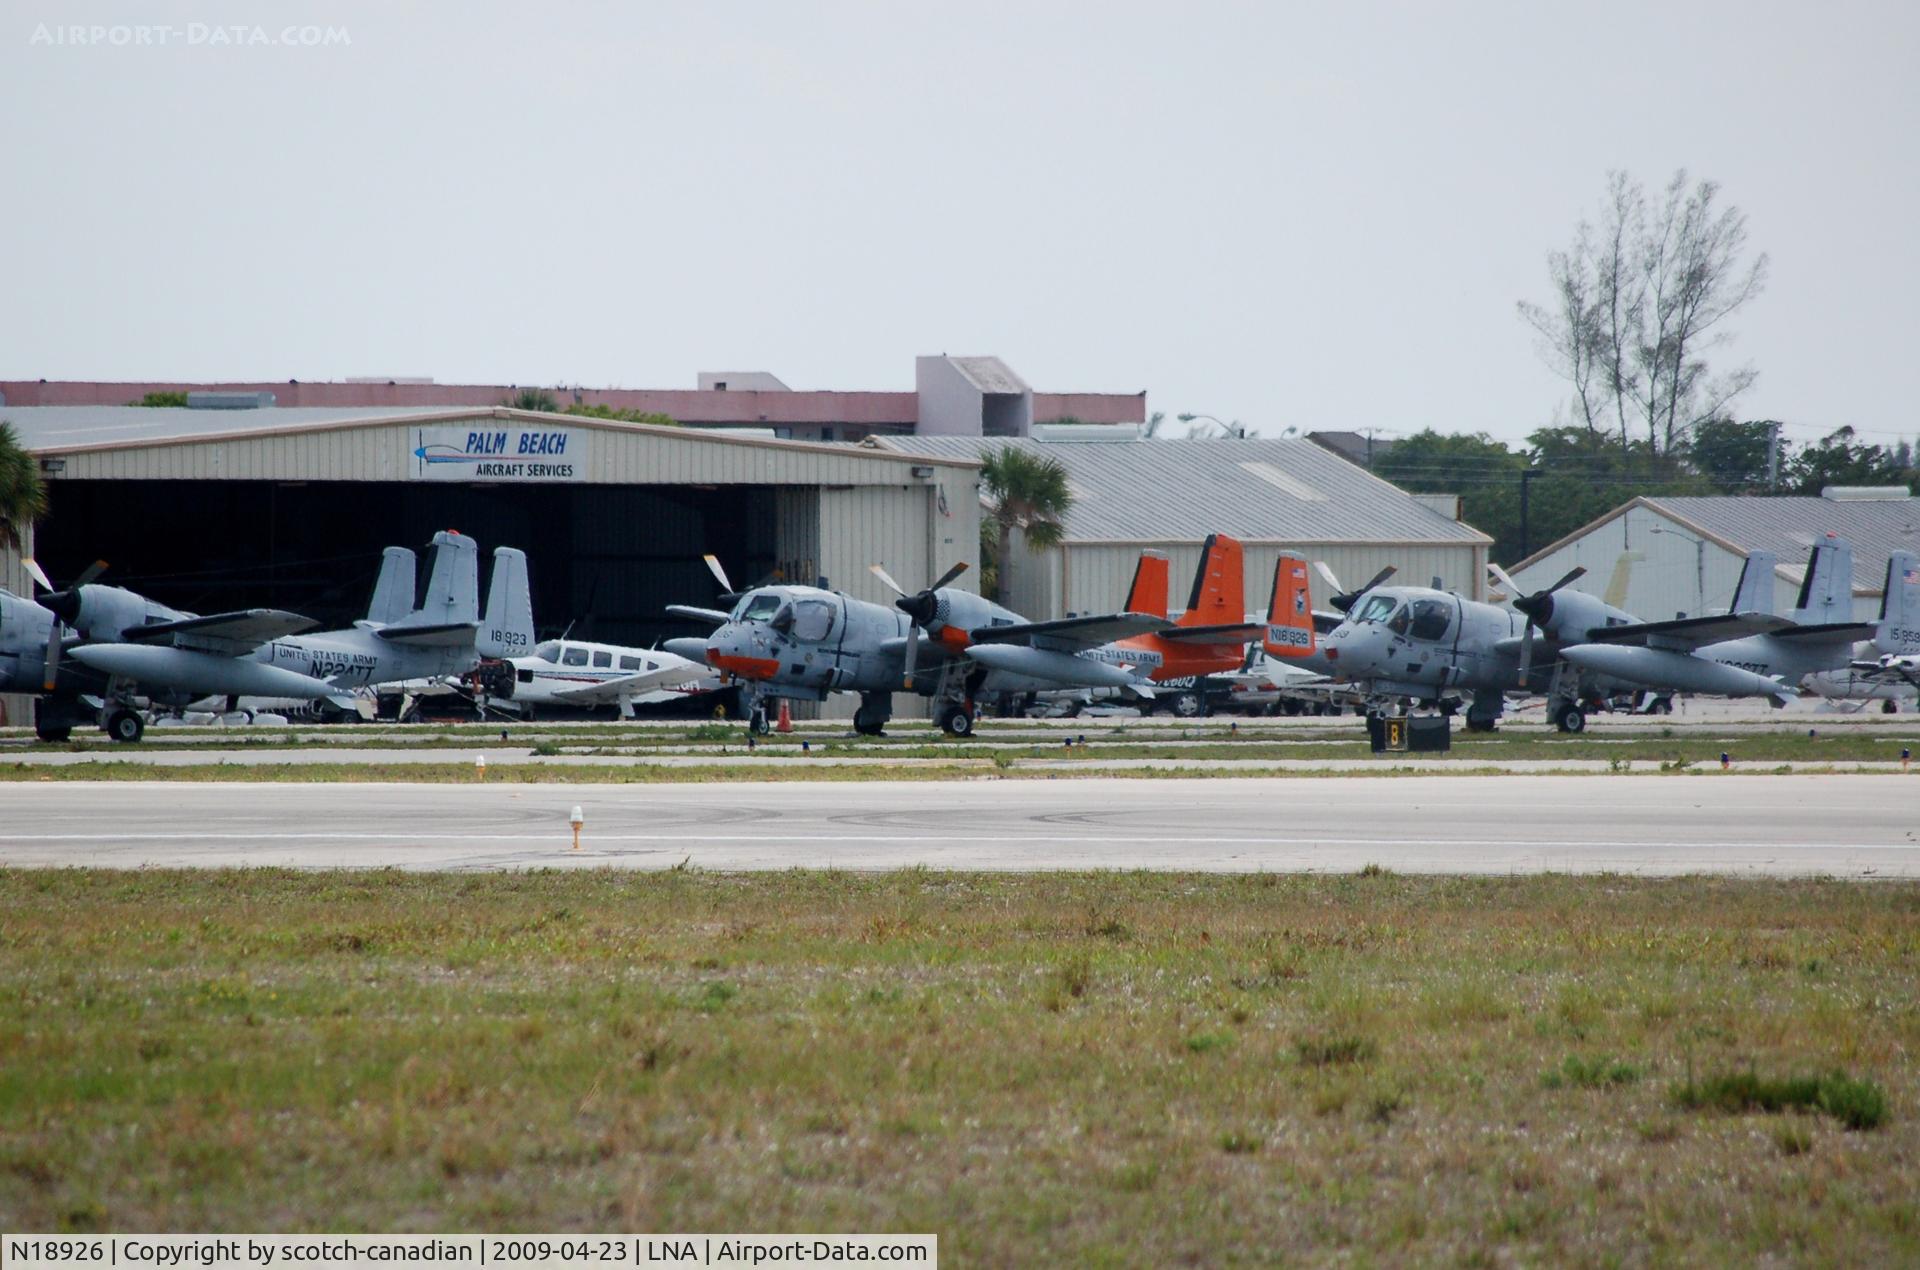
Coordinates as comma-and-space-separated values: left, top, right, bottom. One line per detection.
21, 557, 109, 691
869, 561, 969, 688
1488, 563, 1587, 684
1314, 561, 1397, 613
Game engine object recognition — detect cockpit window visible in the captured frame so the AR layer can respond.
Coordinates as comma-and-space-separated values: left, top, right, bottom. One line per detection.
1353, 595, 1398, 624
532, 641, 561, 664
1407, 599, 1453, 642
738, 593, 784, 622
562, 646, 589, 667
1386, 605, 1412, 636
790, 599, 836, 642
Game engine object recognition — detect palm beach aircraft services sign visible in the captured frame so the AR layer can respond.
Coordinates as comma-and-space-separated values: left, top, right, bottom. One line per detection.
411, 427, 587, 482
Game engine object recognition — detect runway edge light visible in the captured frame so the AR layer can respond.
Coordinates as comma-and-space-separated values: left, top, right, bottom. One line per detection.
569, 805, 584, 851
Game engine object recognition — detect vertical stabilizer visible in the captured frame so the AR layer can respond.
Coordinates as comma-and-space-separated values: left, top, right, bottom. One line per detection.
1729, 551, 1776, 615
400, 531, 479, 627
1262, 555, 1317, 658
1876, 551, 1920, 653
1125, 551, 1170, 618
1180, 534, 1244, 628
365, 547, 417, 625
478, 547, 534, 658
1791, 537, 1853, 625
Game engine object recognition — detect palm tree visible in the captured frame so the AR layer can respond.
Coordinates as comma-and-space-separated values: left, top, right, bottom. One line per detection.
0, 421, 48, 553
980, 446, 1072, 605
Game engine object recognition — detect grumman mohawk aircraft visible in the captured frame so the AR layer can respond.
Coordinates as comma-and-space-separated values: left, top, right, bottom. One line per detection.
7, 531, 531, 742
664, 556, 1164, 736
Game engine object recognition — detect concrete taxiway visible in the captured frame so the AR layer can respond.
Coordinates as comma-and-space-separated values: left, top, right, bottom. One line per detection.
1, 775, 1914, 876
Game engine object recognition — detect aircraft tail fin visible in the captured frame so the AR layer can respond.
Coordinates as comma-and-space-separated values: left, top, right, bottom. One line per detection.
397, 531, 479, 629
365, 547, 416, 625
1729, 550, 1776, 614
478, 547, 534, 658
1179, 534, 1244, 628
1261, 554, 1317, 658
1791, 537, 1853, 625
1125, 551, 1170, 619
1876, 550, 1920, 653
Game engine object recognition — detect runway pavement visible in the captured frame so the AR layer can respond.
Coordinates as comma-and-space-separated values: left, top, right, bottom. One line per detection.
1, 775, 1915, 876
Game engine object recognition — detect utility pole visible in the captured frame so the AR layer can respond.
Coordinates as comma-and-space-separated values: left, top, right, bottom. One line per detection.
1766, 421, 1782, 490
1519, 468, 1541, 559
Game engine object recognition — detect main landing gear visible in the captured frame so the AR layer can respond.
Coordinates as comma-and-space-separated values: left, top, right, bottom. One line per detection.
1552, 701, 1587, 733
935, 702, 976, 737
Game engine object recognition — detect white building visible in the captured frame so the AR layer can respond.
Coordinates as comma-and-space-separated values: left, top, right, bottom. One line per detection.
1508, 488, 1920, 621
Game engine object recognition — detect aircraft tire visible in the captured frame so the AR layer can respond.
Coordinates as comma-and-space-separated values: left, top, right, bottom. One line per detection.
1883, 699, 1899, 715
1168, 691, 1204, 719
938, 706, 974, 737
34, 721, 71, 743
749, 710, 771, 736
1553, 704, 1586, 734
106, 709, 145, 744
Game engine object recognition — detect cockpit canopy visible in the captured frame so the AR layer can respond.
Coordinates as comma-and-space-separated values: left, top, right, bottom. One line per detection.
735, 592, 785, 622
1353, 594, 1399, 625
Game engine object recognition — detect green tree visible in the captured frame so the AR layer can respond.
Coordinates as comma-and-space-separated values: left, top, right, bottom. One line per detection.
980, 447, 1072, 604
1685, 418, 1779, 491
562, 403, 678, 426
507, 388, 559, 412
131, 391, 188, 408
0, 422, 49, 552
1372, 430, 1528, 561
1788, 427, 1916, 494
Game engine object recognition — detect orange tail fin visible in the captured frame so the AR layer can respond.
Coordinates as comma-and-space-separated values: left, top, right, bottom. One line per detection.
1126, 550, 1169, 618
1262, 554, 1317, 657
1179, 534, 1244, 627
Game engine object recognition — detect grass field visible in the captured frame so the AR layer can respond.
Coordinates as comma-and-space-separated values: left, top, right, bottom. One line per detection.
2, 870, 1916, 1262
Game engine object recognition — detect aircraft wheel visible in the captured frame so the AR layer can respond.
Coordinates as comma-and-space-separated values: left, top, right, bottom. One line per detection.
1552, 703, 1586, 734
938, 705, 975, 737
106, 709, 145, 744
35, 721, 71, 743
1882, 699, 1899, 715
1169, 691, 1205, 719
748, 709, 771, 736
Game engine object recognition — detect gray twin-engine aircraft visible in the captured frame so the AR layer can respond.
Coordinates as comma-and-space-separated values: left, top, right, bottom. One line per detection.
664, 556, 1165, 735
9, 531, 531, 742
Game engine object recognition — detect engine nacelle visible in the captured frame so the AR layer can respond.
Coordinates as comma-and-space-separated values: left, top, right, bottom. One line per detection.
49, 585, 190, 643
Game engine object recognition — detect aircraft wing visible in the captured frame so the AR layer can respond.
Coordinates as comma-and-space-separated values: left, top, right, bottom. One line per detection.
1156, 622, 1267, 646
1773, 621, 1878, 645
122, 609, 319, 653
1579, 611, 1794, 650
546, 662, 709, 705
1848, 657, 1920, 687
666, 605, 732, 627
968, 612, 1169, 651
376, 621, 479, 647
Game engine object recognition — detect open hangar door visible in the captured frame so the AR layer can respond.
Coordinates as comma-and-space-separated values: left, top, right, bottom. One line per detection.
32, 479, 801, 648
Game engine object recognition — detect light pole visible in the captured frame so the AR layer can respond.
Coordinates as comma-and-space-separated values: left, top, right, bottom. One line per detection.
1177, 412, 1251, 440
1648, 525, 1707, 616
1518, 469, 1542, 559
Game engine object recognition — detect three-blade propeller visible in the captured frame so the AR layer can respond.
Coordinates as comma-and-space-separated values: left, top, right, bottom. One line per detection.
22, 557, 109, 691
1314, 561, 1397, 613
1488, 563, 1587, 684
869, 561, 969, 688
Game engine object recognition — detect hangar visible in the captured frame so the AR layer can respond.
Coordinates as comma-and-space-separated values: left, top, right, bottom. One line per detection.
2, 404, 980, 721
873, 434, 1492, 619
1508, 488, 1920, 623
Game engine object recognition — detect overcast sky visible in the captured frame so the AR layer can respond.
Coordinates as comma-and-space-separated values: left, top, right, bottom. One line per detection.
4, 1, 1915, 449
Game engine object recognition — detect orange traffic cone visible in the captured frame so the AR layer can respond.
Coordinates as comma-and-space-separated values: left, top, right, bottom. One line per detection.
776, 700, 793, 733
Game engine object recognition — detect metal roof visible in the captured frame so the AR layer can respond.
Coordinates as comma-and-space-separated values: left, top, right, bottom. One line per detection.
1516, 493, 1920, 593
870, 435, 1490, 545
1, 405, 978, 467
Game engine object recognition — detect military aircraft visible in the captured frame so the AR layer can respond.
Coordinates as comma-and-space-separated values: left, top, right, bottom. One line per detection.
1315, 562, 1655, 731
1556, 538, 1876, 708
494, 637, 713, 719
665, 555, 1166, 735
28, 531, 533, 742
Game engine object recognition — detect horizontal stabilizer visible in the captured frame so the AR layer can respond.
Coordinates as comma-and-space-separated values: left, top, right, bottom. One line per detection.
1772, 621, 1877, 644
968, 611, 1168, 650
376, 621, 478, 647
122, 609, 318, 650
1157, 622, 1267, 645
667, 605, 732, 627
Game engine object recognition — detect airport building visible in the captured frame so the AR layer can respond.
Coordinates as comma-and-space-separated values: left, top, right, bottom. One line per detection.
1508, 488, 1920, 622
0, 404, 981, 723
873, 434, 1492, 619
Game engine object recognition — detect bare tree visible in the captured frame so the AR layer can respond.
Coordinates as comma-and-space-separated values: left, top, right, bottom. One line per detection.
1520, 170, 1768, 456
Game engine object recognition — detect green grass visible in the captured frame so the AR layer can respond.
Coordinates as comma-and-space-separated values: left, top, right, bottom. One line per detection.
0, 870, 1915, 1260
